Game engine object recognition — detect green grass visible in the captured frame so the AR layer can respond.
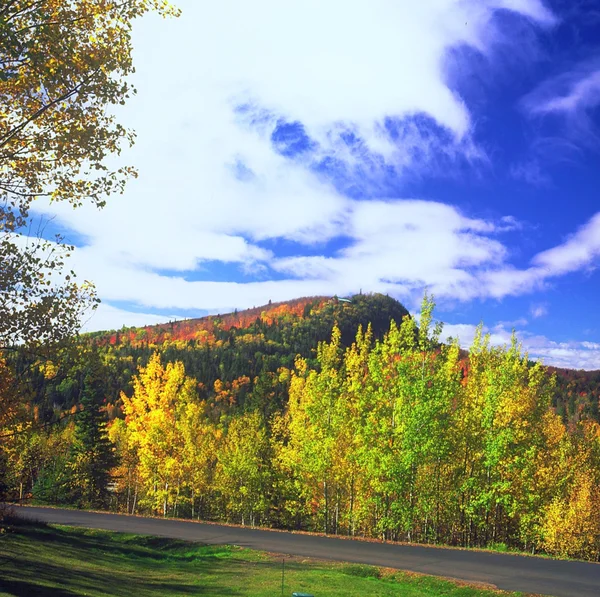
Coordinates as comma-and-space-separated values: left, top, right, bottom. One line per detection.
0, 520, 533, 597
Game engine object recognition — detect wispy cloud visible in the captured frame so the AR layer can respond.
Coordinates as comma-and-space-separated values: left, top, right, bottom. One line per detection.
81, 303, 185, 333
271, 199, 508, 301
495, 317, 529, 329
530, 303, 548, 318
522, 56, 600, 147
509, 159, 552, 186
480, 211, 600, 298
46, 204, 598, 325
532, 212, 600, 275
524, 61, 600, 115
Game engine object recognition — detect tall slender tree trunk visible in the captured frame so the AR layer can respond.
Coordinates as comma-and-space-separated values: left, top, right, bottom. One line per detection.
349, 473, 355, 536
126, 468, 131, 514
324, 479, 329, 534
132, 483, 138, 515
335, 489, 340, 535
434, 459, 441, 543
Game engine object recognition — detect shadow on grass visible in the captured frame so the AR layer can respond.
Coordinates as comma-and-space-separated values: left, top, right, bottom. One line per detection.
0, 523, 242, 597
11, 524, 230, 562
0, 578, 79, 597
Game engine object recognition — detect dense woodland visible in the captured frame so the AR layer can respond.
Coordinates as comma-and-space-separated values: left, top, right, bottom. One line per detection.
2, 294, 600, 561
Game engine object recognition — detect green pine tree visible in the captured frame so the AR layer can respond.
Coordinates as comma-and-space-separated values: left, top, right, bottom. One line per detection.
70, 352, 117, 508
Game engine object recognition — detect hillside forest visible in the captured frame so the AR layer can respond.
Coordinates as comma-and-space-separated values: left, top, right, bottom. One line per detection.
2, 294, 600, 561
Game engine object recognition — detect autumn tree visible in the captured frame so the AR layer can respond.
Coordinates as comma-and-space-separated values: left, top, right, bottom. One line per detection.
0, 0, 179, 351
354, 296, 454, 542
269, 406, 308, 529
107, 417, 140, 514
121, 353, 195, 517
1, 3, 179, 508
215, 411, 270, 527
0, 357, 26, 498
177, 397, 219, 520
542, 420, 600, 559
285, 327, 347, 534
31, 421, 76, 504
543, 470, 600, 559
10, 288, 600, 560
0, 357, 18, 429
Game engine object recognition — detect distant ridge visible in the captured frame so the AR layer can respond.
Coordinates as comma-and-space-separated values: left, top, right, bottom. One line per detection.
88, 296, 332, 346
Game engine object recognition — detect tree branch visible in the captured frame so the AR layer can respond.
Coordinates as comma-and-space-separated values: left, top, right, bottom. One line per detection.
0, 70, 100, 151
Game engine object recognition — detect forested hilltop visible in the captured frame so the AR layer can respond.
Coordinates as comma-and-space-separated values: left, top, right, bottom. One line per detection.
3, 294, 600, 561
18, 294, 409, 420
15, 293, 598, 425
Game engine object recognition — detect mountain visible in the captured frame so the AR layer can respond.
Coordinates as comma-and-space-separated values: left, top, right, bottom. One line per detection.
24, 293, 410, 419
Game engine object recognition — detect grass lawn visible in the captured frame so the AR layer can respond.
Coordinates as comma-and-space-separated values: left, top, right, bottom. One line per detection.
0, 520, 534, 597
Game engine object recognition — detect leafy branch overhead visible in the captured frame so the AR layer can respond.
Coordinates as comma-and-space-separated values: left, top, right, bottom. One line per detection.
0, 0, 180, 350
0, 0, 180, 216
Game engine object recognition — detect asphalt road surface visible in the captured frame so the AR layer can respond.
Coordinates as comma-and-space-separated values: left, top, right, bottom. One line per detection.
13, 505, 600, 597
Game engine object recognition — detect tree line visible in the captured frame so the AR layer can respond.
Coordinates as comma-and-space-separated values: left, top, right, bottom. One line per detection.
3, 297, 600, 561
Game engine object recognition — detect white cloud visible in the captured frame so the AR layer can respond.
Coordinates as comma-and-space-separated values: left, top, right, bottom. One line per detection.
510, 159, 551, 186
28, 0, 559, 331
271, 208, 600, 305
532, 212, 600, 276
443, 323, 483, 345
36, 205, 600, 329
495, 0, 555, 22
495, 317, 529, 329
479, 266, 543, 298
272, 199, 507, 301
444, 321, 600, 370
478, 210, 600, 298
582, 341, 600, 350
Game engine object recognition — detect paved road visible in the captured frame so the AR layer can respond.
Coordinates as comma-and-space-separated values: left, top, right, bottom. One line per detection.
14, 506, 600, 597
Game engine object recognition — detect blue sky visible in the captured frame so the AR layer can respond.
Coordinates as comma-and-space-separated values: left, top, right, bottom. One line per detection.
34, 0, 600, 369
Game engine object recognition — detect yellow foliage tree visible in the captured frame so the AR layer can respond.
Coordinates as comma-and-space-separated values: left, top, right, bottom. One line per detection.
121, 353, 195, 516
177, 398, 219, 519
215, 411, 269, 527
543, 470, 600, 560
107, 418, 140, 514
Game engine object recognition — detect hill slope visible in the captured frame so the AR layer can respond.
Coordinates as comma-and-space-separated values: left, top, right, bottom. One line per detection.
26, 294, 410, 418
